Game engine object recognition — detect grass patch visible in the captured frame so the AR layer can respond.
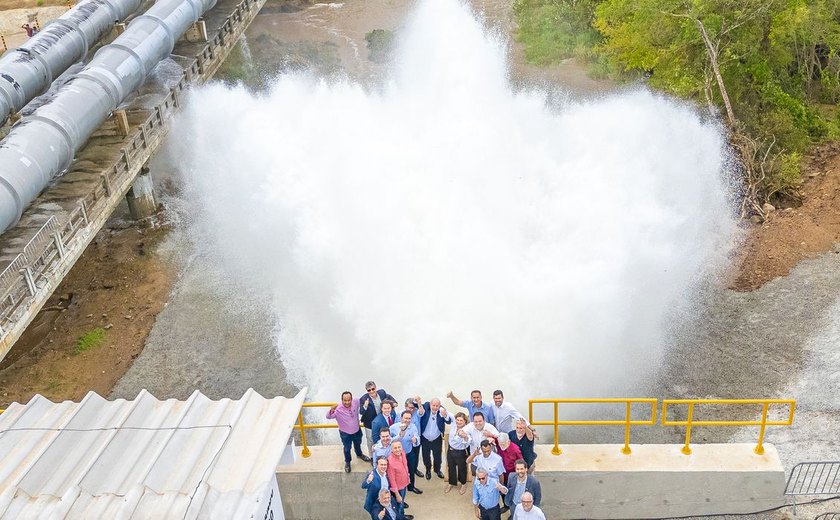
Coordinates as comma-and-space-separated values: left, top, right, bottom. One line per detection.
74, 327, 106, 355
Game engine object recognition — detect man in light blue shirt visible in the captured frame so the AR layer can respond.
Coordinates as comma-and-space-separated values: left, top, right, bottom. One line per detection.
447, 389, 496, 425
390, 410, 422, 494
472, 468, 507, 520
372, 428, 394, 463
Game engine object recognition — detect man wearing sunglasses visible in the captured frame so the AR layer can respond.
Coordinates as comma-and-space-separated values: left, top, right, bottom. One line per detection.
360, 381, 396, 455
473, 468, 508, 520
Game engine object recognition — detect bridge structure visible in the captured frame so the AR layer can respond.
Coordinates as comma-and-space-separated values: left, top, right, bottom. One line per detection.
0, 0, 265, 362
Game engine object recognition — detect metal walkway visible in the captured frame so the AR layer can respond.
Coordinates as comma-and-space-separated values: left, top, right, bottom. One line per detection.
0, 0, 265, 362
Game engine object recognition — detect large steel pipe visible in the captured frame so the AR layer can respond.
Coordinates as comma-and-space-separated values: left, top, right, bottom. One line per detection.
0, 0, 216, 232
0, 0, 143, 126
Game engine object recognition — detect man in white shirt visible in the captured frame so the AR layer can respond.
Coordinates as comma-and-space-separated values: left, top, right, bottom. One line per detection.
461, 411, 500, 453
492, 390, 528, 434
513, 491, 546, 519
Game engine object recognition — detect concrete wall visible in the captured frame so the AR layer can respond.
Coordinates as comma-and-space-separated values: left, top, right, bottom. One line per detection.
276, 444, 786, 520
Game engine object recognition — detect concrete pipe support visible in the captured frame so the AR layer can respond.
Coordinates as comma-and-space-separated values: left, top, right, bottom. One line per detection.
0, 0, 217, 233
0, 0, 144, 126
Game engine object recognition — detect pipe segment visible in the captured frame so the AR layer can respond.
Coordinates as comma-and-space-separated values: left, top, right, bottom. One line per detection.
0, 0, 217, 232
0, 0, 144, 126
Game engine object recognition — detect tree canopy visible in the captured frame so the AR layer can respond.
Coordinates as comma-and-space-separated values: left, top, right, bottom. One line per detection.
514, 0, 840, 208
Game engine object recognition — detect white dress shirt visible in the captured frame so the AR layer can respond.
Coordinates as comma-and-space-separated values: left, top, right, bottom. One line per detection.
462, 422, 499, 451
513, 503, 546, 519
493, 401, 526, 433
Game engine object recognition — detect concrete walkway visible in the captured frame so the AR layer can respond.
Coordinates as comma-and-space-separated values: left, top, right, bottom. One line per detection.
278, 445, 479, 519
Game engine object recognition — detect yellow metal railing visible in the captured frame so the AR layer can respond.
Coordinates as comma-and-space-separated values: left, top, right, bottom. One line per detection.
293, 398, 796, 459
661, 399, 796, 455
528, 398, 658, 455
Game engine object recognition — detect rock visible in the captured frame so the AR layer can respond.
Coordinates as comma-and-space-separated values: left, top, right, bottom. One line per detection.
762, 202, 776, 213
102, 282, 115, 289
86, 314, 93, 318
124, 315, 132, 320
749, 215, 763, 225
104, 323, 113, 330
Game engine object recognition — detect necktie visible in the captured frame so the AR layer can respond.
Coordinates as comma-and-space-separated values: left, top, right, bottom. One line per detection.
387, 416, 393, 426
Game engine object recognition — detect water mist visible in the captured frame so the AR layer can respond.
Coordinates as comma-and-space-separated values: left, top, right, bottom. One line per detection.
172, 0, 737, 413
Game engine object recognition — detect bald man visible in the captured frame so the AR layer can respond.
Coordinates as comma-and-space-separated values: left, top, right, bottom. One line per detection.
418, 397, 452, 479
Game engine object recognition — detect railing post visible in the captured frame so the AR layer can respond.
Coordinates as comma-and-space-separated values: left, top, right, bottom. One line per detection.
622, 401, 632, 455
551, 402, 561, 455
754, 402, 769, 455
682, 403, 694, 455
52, 231, 66, 259
299, 410, 311, 458
101, 173, 112, 196
22, 267, 36, 296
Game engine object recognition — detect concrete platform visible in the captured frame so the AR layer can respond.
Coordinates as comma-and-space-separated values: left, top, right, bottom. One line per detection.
276, 443, 786, 519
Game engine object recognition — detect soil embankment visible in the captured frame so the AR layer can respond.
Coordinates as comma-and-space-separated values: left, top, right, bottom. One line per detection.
731, 142, 840, 291
0, 216, 175, 408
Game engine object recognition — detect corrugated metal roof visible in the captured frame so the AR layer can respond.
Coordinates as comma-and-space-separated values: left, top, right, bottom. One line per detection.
0, 387, 306, 519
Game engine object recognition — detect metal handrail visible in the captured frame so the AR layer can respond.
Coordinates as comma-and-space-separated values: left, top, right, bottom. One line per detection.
0, 0, 260, 349
814, 514, 840, 520
528, 398, 658, 455
661, 399, 796, 455
294, 402, 364, 458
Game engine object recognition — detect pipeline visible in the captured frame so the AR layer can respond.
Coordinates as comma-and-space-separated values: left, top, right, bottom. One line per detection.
0, 0, 143, 126
0, 0, 217, 232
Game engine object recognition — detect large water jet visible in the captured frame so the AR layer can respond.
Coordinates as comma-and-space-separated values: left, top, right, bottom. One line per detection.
172, 0, 737, 411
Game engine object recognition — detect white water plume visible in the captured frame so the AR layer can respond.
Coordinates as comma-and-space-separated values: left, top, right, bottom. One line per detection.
173, 0, 737, 407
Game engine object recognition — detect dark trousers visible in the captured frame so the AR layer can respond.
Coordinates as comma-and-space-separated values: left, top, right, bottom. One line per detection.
447, 447, 468, 485
406, 449, 419, 489
421, 435, 443, 472
339, 429, 363, 463
479, 505, 501, 520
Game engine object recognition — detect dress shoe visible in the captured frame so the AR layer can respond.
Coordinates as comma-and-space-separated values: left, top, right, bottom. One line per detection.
403, 502, 409, 509
358, 454, 371, 463
344, 462, 351, 473
425, 470, 431, 480
409, 486, 423, 494
435, 470, 445, 479
404, 515, 414, 520
414, 469, 424, 478
500, 506, 509, 514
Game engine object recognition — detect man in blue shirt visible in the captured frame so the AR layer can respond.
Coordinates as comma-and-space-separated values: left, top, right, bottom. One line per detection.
472, 468, 507, 520
446, 389, 496, 426
390, 410, 423, 494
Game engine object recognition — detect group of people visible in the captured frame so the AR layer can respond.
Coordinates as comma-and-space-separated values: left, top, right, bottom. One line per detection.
21, 23, 38, 38
325, 381, 547, 520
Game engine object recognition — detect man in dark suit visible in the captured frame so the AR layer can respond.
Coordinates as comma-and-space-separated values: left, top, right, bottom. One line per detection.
362, 457, 390, 514
360, 381, 396, 454
370, 488, 413, 520
503, 459, 542, 515
370, 400, 398, 445
418, 397, 451, 480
